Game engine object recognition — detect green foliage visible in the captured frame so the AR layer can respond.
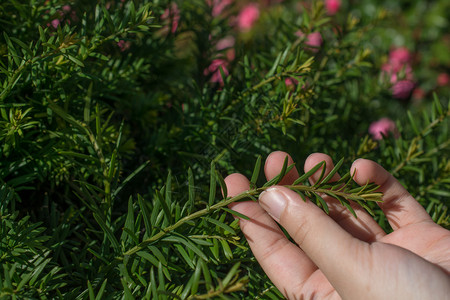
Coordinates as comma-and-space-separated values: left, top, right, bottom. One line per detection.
0, 0, 448, 298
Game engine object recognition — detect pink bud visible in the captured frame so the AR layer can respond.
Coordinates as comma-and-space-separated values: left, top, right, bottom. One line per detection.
306, 32, 322, 52
51, 19, 61, 28
207, 0, 233, 17
369, 118, 399, 140
325, 0, 341, 15
389, 47, 411, 66
204, 59, 229, 85
306, 32, 322, 47
216, 36, 236, 61
392, 80, 414, 99
117, 40, 131, 52
381, 62, 413, 84
161, 3, 180, 34
216, 36, 235, 51
237, 3, 260, 30
437, 73, 450, 86
285, 77, 299, 87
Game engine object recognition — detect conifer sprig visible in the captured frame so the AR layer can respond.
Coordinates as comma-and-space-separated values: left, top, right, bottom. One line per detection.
121, 156, 382, 258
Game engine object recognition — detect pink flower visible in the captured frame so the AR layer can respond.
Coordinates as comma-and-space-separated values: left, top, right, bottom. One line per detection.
51, 19, 61, 28
305, 32, 323, 49
216, 36, 236, 61
392, 80, 414, 99
369, 118, 399, 140
325, 0, 341, 15
389, 47, 411, 66
207, 0, 233, 17
216, 36, 235, 51
296, 31, 323, 51
237, 3, 260, 30
117, 40, 131, 52
285, 77, 299, 87
381, 62, 413, 84
437, 73, 450, 86
204, 59, 229, 85
161, 3, 180, 34
381, 46, 414, 93
46, 5, 77, 28
295, 31, 323, 52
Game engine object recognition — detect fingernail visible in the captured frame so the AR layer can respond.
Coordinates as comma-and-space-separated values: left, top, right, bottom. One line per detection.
259, 187, 287, 222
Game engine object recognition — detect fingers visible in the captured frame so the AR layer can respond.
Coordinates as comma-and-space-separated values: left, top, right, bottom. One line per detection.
264, 151, 299, 185
304, 153, 386, 242
224, 173, 252, 197
265, 152, 385, 242
258, 186, 368, 295
304, 153, 341, 183
224, 173, 318, 298
351, 159, 432, 230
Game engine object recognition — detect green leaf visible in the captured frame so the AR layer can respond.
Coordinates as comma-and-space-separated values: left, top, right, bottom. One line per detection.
222, 262, 241, 287
296, 191, 307, 202
433, 93, 443, 116
204, 216, 236, 234
188, 168, 195, 214
174, 244, 195, 269
221, 207, 250, 220
293, 161, 325, 185
220, 239, 233, 260
95, 279, 108, 300
163, 234, 208, 261
156, 189, 172, 224
250, 155, 262, 187
121, 277, 135, 299
318, 158, 344, 186
93, 213, 120, 252
333, 194, 357, 218
67, 55, 85, 67
4, 32, 20, 66
199, 260, 213, 291
29, 255, 51, 285
216, 170, 227, 200
58, 151, 99, 163
10, 37, 33, 57
84, 82, 93, 123
407, 111, 420, 136
148, 245, 167, 266
165, 171, 172, 209
121, 197, 136, 243
313, 161, 328, 187
137, 251, 160, 268
88, 281, 95, 300
190, 260, 202, 295
315, 194, 329, 214
138, 194, 152, 234
112, 160, 150, 199
209, 162, 217, 206
267, 52, 282, 77
263, 156, 295, 187
150, 267, 158, 298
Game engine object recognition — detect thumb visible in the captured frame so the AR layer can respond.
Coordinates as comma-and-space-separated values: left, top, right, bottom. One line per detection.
259, 186, 369, 296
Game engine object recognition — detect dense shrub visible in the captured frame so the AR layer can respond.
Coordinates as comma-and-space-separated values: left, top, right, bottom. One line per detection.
0, 0, 448, 298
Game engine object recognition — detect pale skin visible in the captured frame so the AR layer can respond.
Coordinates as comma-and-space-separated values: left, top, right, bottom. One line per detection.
224, 151, 450, 300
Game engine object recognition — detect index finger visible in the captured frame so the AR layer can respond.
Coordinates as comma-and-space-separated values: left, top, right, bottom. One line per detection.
224, 173, 319, 298
351, 159, 432, 230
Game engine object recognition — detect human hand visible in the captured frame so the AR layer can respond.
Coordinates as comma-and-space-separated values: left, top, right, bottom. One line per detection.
224, 151, 450, 299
